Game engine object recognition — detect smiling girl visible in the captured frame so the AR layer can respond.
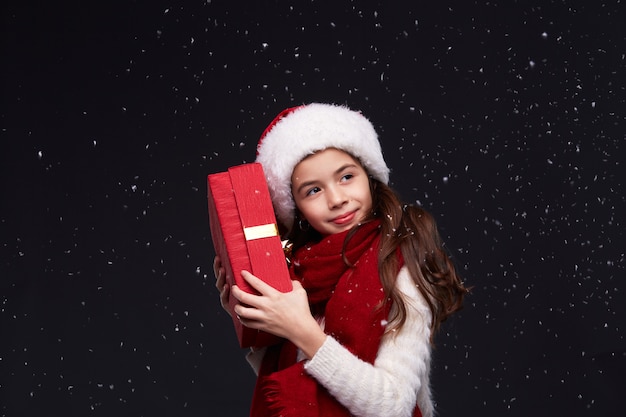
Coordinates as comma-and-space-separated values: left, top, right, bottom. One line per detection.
214, 103, 468, 417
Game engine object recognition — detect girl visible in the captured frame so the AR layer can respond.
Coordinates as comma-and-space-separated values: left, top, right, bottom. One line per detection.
214, 103, 467, 417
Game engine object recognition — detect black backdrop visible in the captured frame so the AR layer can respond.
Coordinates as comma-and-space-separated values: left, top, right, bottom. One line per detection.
1, 1, 624, 416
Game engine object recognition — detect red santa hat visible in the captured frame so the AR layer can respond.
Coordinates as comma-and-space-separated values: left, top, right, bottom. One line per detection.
256, 102, 390, 232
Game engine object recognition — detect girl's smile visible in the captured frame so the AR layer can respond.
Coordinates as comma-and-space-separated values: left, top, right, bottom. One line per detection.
291, 148, 373, 235
331, 210, 357, 225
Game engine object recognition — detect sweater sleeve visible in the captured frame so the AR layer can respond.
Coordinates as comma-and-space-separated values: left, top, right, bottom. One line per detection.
304, 266, 433, 417
245, 346, 268, 376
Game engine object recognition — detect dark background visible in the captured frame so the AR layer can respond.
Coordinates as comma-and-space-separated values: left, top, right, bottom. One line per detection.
1, 1, 624, 416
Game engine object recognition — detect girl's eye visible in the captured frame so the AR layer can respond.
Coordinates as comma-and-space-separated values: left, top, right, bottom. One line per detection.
341, 174, 354, 182
306, 187, 321, 196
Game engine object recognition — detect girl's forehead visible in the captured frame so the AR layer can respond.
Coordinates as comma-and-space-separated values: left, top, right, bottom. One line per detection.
297, 147, 361, 166
291, 148, 366, 185
297, 148, 358, 168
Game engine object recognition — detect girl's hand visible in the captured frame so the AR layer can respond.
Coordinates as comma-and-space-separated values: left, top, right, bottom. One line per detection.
231, 271, 327, 359
213, 256, 232, 316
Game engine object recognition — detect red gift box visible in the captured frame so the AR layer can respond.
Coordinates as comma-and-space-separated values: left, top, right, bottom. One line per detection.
207, 163, 293, 347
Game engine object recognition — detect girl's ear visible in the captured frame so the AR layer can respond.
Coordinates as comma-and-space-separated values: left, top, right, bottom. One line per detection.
297, 218, 310, 232
293, 209, 308, 230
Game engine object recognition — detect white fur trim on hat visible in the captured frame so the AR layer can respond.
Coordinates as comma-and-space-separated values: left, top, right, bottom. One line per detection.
256, 103, 389, 232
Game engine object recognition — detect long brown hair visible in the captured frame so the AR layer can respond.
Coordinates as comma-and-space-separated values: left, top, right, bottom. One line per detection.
368, 179, 467, 340
285, 176, 467, 342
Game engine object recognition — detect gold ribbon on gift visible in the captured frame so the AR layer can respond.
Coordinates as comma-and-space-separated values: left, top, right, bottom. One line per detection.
243, 223, 279, 241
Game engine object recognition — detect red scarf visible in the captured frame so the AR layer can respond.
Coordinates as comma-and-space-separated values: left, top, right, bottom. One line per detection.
250, 221, 422, 417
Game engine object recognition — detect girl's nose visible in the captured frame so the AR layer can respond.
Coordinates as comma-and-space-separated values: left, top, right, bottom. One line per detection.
326, 186, 348, 208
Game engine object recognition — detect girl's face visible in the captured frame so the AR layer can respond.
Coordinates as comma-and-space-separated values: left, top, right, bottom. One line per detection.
291, 148, 373, 235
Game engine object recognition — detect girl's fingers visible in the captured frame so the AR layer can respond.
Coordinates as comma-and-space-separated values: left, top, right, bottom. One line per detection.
213, 256, 220, 276
214, 256, 226, 290
230, 284, 257, 306
213, 256, 234, 317
215, 272, 224, 291
233, 303, 262, 323
240, 270, 276, 295
220, 283, 230, 307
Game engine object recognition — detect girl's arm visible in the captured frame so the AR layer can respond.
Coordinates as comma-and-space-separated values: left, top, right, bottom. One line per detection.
304, 266, 433, 417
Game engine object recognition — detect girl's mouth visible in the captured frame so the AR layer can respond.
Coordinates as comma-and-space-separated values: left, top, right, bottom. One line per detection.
331, 210, 356, 225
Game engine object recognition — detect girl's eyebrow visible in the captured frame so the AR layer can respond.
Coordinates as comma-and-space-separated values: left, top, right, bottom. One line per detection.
295, 180, 317, 194
335, 163, 358, 174
295, 164, 358, 194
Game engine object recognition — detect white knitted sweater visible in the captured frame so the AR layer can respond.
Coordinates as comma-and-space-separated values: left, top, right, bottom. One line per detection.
247, 266, 433, 417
